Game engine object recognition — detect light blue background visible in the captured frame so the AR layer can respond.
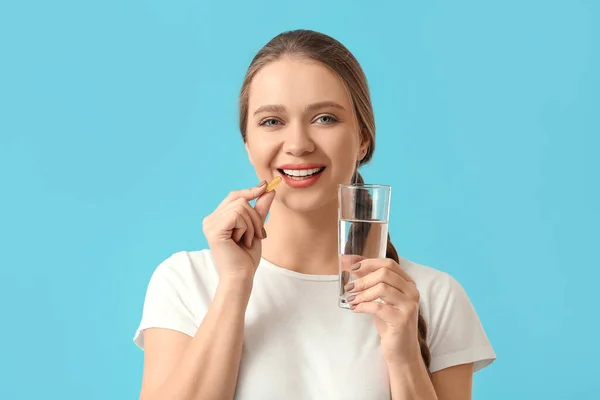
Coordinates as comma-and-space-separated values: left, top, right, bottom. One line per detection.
1, 0, 598, 399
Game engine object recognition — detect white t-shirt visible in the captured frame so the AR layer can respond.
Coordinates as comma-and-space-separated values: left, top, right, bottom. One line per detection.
134, 250, 496, 399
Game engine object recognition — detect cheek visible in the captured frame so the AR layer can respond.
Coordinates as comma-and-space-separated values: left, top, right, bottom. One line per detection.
247, 137, 279, 168
322, 130, 360, 171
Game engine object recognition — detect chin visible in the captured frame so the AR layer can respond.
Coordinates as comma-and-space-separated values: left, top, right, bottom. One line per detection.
276, 187, 338, 214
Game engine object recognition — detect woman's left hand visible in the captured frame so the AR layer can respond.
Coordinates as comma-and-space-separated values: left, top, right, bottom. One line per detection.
345, 258, 423, 365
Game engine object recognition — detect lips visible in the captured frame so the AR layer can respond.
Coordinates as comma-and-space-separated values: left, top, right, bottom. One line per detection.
280, 167, 325, 179
276, 163, 326, 188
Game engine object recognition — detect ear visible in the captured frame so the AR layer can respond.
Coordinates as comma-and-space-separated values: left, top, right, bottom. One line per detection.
358, 134, 370, 161
358, 147, 368, 161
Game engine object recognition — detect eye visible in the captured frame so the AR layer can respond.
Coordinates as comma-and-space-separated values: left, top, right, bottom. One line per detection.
315, 115, 338, 124
259, 118, 282, 127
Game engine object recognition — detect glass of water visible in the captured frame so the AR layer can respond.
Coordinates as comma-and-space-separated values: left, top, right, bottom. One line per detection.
338, 184, 392, 309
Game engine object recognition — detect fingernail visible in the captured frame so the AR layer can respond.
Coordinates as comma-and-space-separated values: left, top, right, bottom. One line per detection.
262, 227, 267, 238
344, 282, 354, 292
351, 262, 361, 271
350, 304, 356, 311
347, 295, 356, 303
256, 180, 267, 188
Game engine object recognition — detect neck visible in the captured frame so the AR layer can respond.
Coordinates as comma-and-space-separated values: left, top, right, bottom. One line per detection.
261, 199, 339, 275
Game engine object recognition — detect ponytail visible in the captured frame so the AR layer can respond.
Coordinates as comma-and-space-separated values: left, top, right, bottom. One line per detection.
385, 235, 432, 367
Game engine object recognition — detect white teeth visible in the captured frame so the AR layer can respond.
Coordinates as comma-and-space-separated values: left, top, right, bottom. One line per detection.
282, 168, 323, 177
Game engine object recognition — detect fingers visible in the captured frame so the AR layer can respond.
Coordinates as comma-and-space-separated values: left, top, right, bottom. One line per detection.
350, 293, 420, 330
226, 198, 266, 247
347, 270, 418, 305
219, 181, 268, 208
204, 180, 277, 247
231, 208, 251, 244
344, 258, 420, 309
254, 189, 276, 222
234, 209, 255, 248
348, 281, 415, 308
339, 254, 367, 273
351, 258, 415, 283
350, 301, 398, 321
240, 200, 266, 239
348, 265, 415, 294
218, 179, 276, 222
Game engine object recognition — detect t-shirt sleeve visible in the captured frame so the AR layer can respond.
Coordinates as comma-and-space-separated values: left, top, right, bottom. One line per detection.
133, 252, 213, 350
426, 273, 496, 373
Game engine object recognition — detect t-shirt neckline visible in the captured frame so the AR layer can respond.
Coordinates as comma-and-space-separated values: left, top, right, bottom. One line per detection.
259, 258, 339, 282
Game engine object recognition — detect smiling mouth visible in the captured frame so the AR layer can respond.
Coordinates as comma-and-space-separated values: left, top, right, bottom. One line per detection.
278, 167, 326, 180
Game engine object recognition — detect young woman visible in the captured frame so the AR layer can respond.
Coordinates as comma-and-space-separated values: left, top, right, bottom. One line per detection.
134, 29, 496, 400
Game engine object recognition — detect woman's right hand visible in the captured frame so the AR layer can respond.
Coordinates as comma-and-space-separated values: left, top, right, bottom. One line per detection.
202, 181, 276, 284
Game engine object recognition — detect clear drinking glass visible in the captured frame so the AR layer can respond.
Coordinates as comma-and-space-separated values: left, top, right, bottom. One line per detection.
338, 184, 392, 309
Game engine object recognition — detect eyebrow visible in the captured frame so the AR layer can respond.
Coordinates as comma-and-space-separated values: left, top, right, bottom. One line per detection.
252, 101, 346, 116
306, 101, 346, 113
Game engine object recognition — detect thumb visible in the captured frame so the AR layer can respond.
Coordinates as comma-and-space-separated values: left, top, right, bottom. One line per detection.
254, 190, 276, 222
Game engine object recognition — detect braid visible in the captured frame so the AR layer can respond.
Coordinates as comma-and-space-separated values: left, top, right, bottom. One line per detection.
384, 236, 431, 368
347, 172, 431, 369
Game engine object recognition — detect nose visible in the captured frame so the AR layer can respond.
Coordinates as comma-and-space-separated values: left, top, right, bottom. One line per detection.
282, 122, 315, 156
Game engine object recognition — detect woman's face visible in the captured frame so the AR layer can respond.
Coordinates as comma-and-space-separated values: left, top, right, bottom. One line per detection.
245, 57, 368, 212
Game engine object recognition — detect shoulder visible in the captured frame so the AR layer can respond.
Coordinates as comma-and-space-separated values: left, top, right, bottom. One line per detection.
398, 256, 455, 303
150, 249, 219, 286
398, 256, 477, 324
133, 249, 219, 348
398, 257, 496, 373
142, 249, 221, 309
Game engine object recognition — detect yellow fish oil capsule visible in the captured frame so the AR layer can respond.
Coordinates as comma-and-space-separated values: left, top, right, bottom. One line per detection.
265, 176, 282, 192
